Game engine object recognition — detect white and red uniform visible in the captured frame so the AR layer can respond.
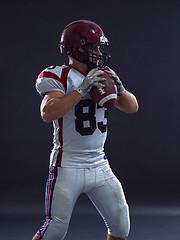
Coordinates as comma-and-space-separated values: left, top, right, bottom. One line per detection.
36, 64, 108, 168
35, 64, 130, 240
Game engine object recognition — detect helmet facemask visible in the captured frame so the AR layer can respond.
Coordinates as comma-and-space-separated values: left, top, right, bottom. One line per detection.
83, 43, 111, 70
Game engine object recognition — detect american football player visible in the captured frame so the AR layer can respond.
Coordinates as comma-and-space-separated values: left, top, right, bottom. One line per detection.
32, 20, 138, 240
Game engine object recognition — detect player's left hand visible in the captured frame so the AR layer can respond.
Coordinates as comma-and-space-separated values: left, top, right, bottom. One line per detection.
104, 69, 125, 96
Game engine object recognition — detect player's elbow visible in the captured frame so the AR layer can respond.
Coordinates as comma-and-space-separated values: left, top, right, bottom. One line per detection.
116, 99, 139, 113
41, 111, 52, 123
126, 102, 139, 113
135, 104, 139, 113
40, 105, 54, 123
40, 102, 55, 123
41, 107, 62, 122
129, 102, 139, 113
123, 95, 139, 114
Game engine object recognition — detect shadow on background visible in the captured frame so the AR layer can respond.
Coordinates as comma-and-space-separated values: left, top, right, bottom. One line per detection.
0, 193, 180, 240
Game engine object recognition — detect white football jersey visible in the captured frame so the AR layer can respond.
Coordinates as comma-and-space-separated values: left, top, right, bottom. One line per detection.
36, 64, 109, 168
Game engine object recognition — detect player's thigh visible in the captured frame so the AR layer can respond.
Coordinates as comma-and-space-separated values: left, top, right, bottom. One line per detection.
87, 164, 130, 228
50, 167, 84, 221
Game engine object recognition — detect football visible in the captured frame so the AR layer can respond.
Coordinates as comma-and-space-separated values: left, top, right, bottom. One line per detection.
89, 71, 117, 109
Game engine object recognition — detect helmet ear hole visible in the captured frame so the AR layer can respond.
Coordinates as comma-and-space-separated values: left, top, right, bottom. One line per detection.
68, 47, 86, 61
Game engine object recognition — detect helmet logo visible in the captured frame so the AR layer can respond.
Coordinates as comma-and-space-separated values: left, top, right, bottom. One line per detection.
100, 36, 108, 44
79, 48, 84, 53
80, 38, 86, 45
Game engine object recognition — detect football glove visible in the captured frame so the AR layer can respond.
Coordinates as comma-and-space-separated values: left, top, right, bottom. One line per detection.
76, 68, 105, 97
104, 69, 125, 96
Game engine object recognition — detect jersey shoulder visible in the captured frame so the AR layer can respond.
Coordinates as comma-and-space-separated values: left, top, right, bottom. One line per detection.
35, 64, 70, 96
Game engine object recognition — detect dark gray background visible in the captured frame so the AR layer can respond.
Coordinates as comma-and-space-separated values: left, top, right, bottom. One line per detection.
1, 1, 180, 238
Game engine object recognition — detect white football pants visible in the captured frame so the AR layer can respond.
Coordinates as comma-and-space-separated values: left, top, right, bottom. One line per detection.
39, 163, 130, 239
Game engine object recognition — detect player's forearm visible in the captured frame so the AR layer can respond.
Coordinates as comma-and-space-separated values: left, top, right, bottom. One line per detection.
115, 90, 139, 113
41, 91, 82, 122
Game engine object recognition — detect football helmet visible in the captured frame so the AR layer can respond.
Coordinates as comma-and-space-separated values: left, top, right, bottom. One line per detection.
60, 20, 111, 69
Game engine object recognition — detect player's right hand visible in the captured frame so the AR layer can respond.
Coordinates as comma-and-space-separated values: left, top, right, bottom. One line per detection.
76, 68, 106, 97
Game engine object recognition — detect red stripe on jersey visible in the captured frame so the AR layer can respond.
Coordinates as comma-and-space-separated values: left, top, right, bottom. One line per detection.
59, 66, 71, 93
55, 67, 71, 167
98, 66, 111, 71
56, 118, 63, 167
38, 71, 61, 82
99, 66, 117, 75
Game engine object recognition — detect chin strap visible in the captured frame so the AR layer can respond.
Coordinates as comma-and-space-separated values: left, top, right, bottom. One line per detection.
87, 61, 98, 71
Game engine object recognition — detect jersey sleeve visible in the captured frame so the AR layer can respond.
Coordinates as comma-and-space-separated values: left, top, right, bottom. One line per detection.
35, 66, 65, 96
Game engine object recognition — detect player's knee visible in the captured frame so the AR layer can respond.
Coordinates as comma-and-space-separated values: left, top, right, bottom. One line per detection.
43, 217, 69, 240
108, 203, 130, 239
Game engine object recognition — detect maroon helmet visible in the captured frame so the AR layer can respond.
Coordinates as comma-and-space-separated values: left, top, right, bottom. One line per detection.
60, 20, 111, 69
